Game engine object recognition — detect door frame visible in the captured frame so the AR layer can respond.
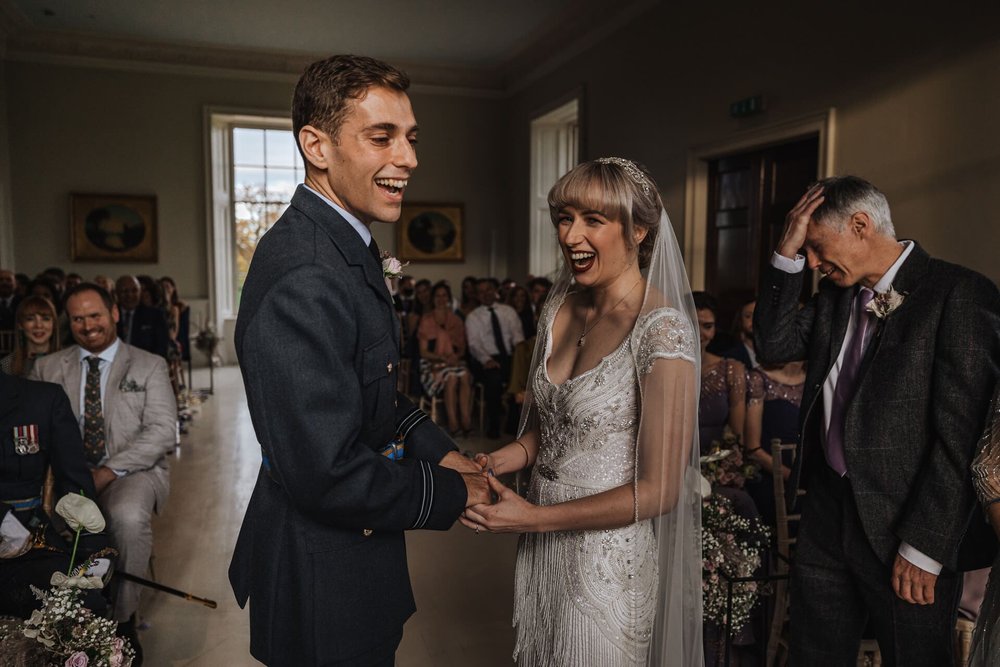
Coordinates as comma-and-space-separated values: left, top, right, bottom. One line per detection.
683, 109, 836, 290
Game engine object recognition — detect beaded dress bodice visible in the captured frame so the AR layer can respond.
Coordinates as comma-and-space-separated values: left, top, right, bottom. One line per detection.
513, 293, 696, 666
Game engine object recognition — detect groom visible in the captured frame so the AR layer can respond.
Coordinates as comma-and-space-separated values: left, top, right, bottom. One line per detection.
754, 176, 1000, 665
230, 55, 490, 666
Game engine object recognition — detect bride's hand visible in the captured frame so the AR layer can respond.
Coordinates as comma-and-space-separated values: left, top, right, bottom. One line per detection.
473, 452, 492, 474
462, 475, 541, 534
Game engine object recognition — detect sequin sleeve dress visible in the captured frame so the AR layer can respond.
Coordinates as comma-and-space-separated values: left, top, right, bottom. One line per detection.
512, 294, 696, 666
969, 386, 1000, 666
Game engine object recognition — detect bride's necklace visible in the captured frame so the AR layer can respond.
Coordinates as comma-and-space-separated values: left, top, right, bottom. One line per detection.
577, 276, 642, 347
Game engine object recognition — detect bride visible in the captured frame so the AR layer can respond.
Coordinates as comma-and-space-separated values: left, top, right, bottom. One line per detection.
463, 158, 703, 666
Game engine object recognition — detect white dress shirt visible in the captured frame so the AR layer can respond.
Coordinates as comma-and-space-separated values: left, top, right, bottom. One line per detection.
465, 303, 525, 365
771, 241, 940, 574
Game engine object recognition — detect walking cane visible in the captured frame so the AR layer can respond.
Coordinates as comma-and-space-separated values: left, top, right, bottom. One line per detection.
115, 570, 218, 609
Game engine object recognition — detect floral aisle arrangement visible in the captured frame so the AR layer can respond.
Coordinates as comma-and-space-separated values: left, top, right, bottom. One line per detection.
700, 492, 771, 631
701, 428, 760, 489
0, 495, 132, 667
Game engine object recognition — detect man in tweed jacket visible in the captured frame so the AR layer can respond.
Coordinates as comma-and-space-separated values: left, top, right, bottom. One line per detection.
754, 176, 1000, 666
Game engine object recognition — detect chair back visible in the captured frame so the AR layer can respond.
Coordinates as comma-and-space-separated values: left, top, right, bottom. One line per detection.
0, 328, 13, 356
767, 439, 804, 667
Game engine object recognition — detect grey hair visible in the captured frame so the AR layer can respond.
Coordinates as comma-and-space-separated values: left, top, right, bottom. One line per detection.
811, 175, 895, 238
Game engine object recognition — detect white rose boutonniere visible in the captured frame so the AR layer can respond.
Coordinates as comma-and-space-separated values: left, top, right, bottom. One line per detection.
381, 251, 408, 279
866, 285, 906, 319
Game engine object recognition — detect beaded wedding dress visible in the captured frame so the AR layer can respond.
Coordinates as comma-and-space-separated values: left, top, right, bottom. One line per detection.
969, 386, 1000, 666
512, 291, 697, 666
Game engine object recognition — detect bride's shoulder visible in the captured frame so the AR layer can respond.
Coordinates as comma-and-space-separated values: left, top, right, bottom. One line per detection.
633, 305, 697, 367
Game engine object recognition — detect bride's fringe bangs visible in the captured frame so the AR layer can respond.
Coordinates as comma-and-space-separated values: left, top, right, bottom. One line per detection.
547, 162, 634, 230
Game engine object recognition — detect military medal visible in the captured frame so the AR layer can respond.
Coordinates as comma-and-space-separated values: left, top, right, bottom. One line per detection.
13, 425, 40, 455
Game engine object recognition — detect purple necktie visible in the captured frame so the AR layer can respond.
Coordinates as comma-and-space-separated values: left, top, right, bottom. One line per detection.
825, 287, 875, 476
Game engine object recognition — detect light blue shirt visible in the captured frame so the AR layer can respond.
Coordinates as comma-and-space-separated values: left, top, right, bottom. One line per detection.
303, 184, 371, 246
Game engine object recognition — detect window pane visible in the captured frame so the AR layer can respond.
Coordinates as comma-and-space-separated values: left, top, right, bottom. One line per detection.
266, 167, 298, 201
234, 167, 266, 198
233, 128, 264, 167
265, 129, 297, 168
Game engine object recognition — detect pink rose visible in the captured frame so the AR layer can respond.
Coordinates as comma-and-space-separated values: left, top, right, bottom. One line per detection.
382, 257, 403, 276
65, 652, 89, 667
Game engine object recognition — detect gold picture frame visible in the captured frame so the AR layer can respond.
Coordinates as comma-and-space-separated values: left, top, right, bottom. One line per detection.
70, 193, 158, 262
396, 202, 463, 262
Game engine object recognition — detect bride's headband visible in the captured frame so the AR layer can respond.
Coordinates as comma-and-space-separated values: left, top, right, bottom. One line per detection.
595, 157, 652, 196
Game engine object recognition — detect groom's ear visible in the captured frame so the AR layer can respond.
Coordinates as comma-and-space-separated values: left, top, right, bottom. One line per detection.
298, 125, 332, 171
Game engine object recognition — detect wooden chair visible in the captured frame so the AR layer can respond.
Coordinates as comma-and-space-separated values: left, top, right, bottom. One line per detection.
767, 439, 802, 667
955, 616, 975, 666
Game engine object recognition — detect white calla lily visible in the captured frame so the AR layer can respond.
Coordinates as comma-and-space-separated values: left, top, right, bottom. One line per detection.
55, 494, 106, 533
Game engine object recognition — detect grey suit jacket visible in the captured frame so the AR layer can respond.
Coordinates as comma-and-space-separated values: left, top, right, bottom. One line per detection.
30, 342, 176, 509
755, 243, 1000, 570
230, 185, 467, 665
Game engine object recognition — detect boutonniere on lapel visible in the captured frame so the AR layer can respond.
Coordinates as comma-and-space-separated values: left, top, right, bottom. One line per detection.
866, 285, 906, 319
118, 377, 146, 393
381, 251, 408, 279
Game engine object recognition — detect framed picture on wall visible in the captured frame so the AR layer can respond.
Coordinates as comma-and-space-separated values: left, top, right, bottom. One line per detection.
396, 202, 464, 262
70, 193, 158, 262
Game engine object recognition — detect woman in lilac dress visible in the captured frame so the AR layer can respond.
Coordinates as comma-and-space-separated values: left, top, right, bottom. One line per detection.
694, 292, 746, 453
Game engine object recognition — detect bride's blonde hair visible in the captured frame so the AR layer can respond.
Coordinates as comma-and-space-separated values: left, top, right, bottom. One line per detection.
547, 158, 662, 269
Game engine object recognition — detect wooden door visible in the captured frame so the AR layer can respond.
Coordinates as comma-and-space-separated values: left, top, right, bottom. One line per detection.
705, 136, 819, 331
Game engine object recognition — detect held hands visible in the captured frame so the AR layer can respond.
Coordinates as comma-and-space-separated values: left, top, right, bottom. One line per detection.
439, 451, 493, 507
891, 554, 938, 605
461, 475, 538, 534
777, 184, 825, 259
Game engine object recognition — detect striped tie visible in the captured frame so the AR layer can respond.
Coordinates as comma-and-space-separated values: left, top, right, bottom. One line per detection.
83, 356, 106, 465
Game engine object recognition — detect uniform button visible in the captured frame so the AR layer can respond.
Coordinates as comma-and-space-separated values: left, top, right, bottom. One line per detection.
362, 529, 373, 537
386, 362, 393, 374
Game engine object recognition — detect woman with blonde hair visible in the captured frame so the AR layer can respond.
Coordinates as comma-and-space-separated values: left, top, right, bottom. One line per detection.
467, 158, 703, 665
0, 296, 60, 377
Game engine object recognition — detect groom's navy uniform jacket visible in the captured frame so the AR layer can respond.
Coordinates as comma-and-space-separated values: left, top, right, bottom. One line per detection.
755, 242, 1000, 572
231, 186, 467, 665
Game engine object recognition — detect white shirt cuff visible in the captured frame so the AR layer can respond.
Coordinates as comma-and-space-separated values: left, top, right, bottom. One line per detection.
770, 251, 806, 274
112, 468, 128, 478
898, 542, 943, 575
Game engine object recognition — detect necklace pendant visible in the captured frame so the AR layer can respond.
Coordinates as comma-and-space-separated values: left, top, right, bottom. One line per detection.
577, 335, 585, 347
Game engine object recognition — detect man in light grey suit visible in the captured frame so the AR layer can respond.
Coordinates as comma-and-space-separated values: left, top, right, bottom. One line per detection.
31, 283, 175, 661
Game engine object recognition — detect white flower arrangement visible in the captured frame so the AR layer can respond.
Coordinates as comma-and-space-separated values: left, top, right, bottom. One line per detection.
866, 285, 906, 319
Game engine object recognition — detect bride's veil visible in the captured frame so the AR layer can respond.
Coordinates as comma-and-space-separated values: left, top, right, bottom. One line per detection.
516, 158, 704, 666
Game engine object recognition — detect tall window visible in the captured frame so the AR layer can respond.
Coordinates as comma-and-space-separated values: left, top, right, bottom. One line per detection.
231, 127, 304, 299
529, 98, 579, 279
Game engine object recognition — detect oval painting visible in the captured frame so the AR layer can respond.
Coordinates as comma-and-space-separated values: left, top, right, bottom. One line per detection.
84, 204, 147, 253
406, 211, 456, 255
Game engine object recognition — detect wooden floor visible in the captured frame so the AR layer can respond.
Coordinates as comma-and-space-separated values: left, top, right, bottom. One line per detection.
141, 366, 519, 666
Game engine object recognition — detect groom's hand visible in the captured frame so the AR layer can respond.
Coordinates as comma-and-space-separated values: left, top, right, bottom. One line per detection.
891, 554, 938, 605
462, 473, 491, 507
439, 450, 481, 474
777, 184, 824, 259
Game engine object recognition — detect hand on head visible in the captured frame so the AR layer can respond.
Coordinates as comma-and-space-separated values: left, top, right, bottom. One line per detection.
777, 184, 825, 260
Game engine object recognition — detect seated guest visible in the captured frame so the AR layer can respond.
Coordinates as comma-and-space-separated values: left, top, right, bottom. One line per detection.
404, 279, 432, 395
506, 285, 536, 339
695, 292, 747, 451
466, 277, 524, 438
14, 273, 29, 300
0, 372, 110, 619
160, 276, 190, 393
418, 282, 473, 436
0, 268, 18, 331
65, 273, 83, 291
28, 276, 70, 348
527, 276, 552, 320
93, 275, 117, 303
743, 361, 806, 528
725, 298, 759, 369
115, 275, 170, 359
31, 283, 176, 660
457, 275, 479, 319
0, 296, 60, 377
393, 274, 416, 316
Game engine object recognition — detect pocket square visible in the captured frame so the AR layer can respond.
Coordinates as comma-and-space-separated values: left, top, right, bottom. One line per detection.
118, 377, 146, 393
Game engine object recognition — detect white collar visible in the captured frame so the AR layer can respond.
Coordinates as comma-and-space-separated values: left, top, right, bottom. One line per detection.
78, 337, 121, 365
872, 240, 914, 294
303, 184, 372, 246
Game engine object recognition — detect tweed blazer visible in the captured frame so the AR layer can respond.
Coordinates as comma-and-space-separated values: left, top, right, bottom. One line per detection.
29, 342, 175, 509
230, 185, 466, 665
754, 242, 1000, 571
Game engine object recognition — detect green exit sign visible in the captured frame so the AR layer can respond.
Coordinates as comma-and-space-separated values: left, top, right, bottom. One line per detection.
730, 95, 765, 118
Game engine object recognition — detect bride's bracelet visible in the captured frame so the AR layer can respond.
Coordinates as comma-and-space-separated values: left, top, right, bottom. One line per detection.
514, 439, 531, 468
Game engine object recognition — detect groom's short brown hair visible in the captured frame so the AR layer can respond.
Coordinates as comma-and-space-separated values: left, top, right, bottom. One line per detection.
292, 54, 410, 148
